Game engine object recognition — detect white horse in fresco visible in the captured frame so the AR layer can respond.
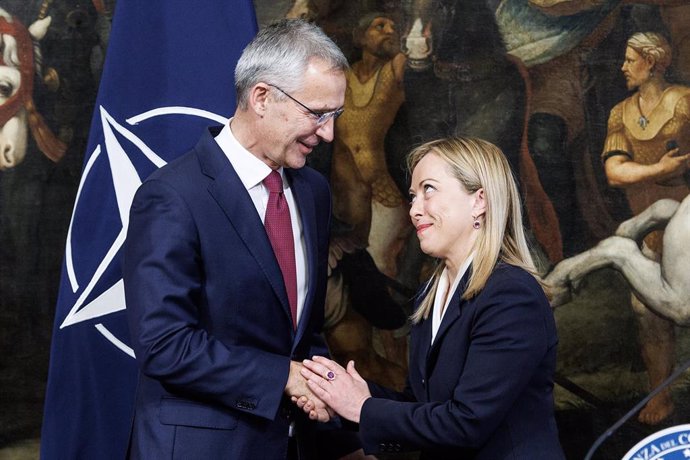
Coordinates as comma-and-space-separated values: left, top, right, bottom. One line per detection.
0, 7, 64, 170
545, 196, 690, 325
0, 43, 26, 170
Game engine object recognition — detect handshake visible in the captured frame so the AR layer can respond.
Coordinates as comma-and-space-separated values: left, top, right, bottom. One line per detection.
285, 356, 371, 424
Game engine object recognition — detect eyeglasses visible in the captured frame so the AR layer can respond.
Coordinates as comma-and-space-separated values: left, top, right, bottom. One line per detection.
267, 84, 344, 125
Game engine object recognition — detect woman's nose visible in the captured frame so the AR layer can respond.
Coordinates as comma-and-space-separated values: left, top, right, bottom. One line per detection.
409, 198, 421, 219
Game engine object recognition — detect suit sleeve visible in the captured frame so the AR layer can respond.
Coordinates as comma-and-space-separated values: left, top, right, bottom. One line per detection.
359, 270, 555, 451
123, 179, 289, 421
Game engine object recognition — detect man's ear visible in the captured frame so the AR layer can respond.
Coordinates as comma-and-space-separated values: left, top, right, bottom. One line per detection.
248, 83, 270, 117
473, 188, 486, 217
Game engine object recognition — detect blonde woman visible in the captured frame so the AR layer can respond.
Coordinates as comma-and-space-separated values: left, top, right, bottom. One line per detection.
299, 137, 564, 459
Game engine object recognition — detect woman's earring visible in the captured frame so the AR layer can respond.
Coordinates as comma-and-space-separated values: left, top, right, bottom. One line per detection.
473, 216, 481, 229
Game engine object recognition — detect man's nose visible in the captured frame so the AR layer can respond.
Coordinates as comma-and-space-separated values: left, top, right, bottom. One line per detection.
316, 117, 336, 143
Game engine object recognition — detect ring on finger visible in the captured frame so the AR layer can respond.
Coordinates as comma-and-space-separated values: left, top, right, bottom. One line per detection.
326, 370, 336, 381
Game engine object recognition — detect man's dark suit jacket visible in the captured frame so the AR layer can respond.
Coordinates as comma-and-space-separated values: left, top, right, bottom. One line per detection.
359, 263, 565, 459
123, 127, 331, 459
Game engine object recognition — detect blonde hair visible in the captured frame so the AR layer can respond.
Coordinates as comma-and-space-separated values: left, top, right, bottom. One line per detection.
407, 137, 540, 323
627, 32, 672, 75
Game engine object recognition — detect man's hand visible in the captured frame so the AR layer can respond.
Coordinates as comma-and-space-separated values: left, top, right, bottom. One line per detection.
285, 361, 334, 422
655, 148, 690, 185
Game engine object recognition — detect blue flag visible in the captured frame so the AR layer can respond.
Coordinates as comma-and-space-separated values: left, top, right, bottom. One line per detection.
40, 1, 257, 458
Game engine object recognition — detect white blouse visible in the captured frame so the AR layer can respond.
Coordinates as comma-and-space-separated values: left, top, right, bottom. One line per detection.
431, 254, 474, 344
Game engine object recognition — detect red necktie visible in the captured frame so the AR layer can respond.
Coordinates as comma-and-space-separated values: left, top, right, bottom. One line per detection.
263, 170, 298, 329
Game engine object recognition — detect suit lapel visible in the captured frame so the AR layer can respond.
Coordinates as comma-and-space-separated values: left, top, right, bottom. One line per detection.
426, 267, 471, 375
410, 282, 434, 381
416, 317, 432, 383
287, 168, 317, 347
197, 128, 294, 331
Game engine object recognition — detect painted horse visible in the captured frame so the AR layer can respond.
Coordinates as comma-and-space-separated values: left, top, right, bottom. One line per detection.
401, 0, 562, 262
0, 7, 64, 170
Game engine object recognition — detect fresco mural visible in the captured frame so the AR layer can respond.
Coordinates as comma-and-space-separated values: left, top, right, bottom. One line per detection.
275, 1, 690, 458
1, 0, 690, 458
0, 0, 111, 451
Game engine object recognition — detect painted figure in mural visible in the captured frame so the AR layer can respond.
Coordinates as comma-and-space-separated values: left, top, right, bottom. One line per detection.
300, 137, 565, 459
0, 7, 64, 170
325, 12, 409, 390
599, 31, 690, 425
332, 12, 406, 276
286, 0, 389, 62
402, 0, 525, 171
497, 0, 690, 258
402, 0, 570, 265
496, 0, 624, 257
550, 31, 690, 426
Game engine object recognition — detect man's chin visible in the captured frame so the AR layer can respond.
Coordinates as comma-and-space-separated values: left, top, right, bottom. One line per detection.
286, 153, 309, 169
373, 46, 398, 60
625, 79, 639, 91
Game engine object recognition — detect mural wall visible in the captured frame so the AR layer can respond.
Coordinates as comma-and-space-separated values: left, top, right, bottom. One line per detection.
1, 0, 689, 458
0, 0, 112, 450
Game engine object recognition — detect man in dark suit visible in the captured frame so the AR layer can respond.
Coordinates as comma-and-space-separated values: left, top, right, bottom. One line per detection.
123, 19, 351, 459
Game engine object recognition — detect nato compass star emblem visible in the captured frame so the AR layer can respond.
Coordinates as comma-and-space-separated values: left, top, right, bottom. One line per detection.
59, 105, 227, 357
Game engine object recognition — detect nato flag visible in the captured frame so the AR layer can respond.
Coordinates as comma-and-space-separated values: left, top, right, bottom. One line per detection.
40, 1, 257, 458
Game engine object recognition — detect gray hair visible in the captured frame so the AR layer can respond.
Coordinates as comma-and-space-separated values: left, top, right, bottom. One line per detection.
627, 32, 672, 75
234, 19, 348, 110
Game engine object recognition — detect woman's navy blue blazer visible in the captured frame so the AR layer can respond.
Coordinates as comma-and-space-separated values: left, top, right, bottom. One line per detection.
359, 263, 565, 460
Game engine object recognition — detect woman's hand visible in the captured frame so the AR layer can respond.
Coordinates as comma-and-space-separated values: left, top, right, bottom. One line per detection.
299, 356, 371, 423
